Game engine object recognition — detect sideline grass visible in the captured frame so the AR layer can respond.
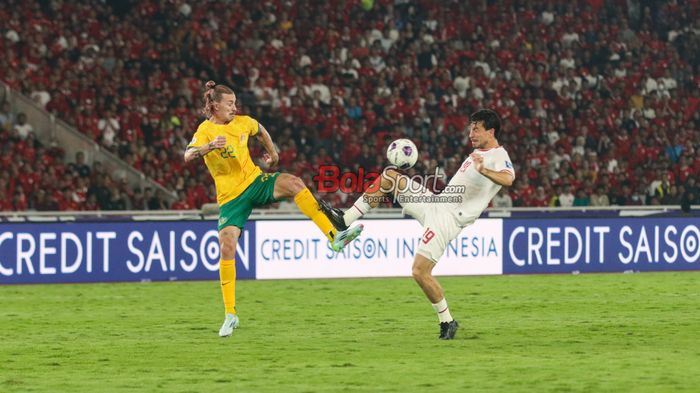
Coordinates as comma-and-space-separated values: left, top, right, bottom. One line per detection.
1, 272, 699, 392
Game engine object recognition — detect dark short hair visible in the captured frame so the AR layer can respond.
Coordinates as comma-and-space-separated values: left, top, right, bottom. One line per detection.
470, 109, 501, 137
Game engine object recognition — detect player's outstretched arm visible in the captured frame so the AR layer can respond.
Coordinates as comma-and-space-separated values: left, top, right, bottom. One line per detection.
184, 135, 226, 162
470, 153, 514, 187
255, 123, 279, 167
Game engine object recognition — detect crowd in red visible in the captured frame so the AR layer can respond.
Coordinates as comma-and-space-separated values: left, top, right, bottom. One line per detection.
1, 0, 698, 211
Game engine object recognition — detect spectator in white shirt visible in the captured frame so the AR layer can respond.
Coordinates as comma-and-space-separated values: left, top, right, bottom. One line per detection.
492, 188, 513, 208
98, 109, 120, 148
30, 82, 51, 109
558, 184, 575, 207
13, 113, 34, 140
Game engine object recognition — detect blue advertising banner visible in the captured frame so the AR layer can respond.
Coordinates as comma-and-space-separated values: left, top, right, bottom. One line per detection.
0, 221, 255, 284
503, 218, 700, 274
3, 217, 699, 283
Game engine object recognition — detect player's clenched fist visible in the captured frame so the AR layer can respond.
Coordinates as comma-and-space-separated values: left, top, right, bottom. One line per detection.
210, 135, 227, 149
469, 152, 484, 173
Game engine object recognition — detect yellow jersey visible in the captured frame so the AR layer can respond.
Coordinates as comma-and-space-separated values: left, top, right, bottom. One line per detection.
188, 115, 262, 206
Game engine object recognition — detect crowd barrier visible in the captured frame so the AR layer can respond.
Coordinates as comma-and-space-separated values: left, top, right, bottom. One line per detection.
1, 209, 698, 284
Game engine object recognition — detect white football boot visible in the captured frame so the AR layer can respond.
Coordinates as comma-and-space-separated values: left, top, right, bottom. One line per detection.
218, 313, 240, 337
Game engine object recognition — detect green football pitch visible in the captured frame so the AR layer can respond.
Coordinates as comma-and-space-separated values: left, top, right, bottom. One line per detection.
2, 272, 699, 392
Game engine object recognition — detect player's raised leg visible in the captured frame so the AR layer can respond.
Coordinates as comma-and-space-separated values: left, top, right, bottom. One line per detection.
274, 173, 363, 251
412, 253, 459, 340
320, 167, 409, 229
218, 226, 241, 337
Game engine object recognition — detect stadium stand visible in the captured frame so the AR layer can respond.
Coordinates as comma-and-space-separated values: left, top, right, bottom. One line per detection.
1, 0, 698, 211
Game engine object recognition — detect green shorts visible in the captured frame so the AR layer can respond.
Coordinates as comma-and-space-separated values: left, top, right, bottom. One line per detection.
218, 172, 281, 230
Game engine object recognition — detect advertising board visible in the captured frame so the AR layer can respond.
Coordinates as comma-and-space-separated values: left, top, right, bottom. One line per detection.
255, 219, 503, 279
0, 221, 255, 284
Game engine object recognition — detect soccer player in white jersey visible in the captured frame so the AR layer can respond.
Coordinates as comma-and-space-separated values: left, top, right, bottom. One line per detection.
320, 109, 515, 339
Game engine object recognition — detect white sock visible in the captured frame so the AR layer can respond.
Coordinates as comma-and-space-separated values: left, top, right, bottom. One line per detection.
431, 298, 454, 323
344, 196, 372, 226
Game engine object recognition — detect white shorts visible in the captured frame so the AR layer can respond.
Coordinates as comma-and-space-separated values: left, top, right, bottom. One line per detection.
397, 177, 465, 263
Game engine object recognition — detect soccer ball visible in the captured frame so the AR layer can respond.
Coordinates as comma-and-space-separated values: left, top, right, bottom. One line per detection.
386, 138, 418, 169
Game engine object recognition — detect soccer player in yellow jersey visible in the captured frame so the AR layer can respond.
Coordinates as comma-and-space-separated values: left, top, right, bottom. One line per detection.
184, 81, 363, 337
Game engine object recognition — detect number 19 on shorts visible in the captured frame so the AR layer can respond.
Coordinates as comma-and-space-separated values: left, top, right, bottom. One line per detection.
422, 228, 435, 244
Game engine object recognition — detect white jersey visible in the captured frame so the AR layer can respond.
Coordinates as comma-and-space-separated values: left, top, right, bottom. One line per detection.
447, 146, 515, 226
397, 145, 514, 262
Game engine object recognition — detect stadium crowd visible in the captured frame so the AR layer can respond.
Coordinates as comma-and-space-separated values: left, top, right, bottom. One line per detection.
1, 0, 699, 211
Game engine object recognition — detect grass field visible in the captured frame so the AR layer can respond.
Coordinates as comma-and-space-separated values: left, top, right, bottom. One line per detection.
2, 272, 700, 392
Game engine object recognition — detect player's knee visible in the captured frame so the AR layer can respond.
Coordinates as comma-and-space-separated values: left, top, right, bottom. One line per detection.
290, 175, 306, 194
275, 174, 304, 199
219, 238, 237, 258
412, 265, 428, 282
412, 254, 435, 281
383, 167, 400, 179
411, 266, 421, 281
372, 168, 400, 192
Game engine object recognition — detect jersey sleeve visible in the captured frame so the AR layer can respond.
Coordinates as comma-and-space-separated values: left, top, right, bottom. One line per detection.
247, 116, 260, 136
492, 148, 516, 179
187, 127, 209, 149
